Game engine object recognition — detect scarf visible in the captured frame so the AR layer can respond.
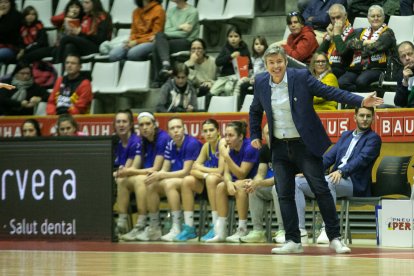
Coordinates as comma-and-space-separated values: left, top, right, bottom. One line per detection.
167, 80, 191, 112
350, 23, 388, 69
327, 20, 353, 65
10, 78, 33, 102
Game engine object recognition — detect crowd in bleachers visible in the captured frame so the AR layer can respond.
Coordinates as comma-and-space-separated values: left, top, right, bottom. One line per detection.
1, 0, 414, 116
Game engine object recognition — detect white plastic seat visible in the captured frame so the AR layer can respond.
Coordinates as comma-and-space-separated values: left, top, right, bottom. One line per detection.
197, 0, 225, 21
91, 61, 120, 93
110, 0, 136, 25
33, 102, 47, 116
240, 94, 254, 112
352, 17, 369, 29
15, 0, 22, 11
100, 60, 150, 93
24, 0, 53, 28
197, 96, 206, 111
116, 28, 131, 38
46, 29, 57, 47
383, 91, 396, 106
208, 95, 238, 112
388, 15, 414, 44
221, 0, 255, 20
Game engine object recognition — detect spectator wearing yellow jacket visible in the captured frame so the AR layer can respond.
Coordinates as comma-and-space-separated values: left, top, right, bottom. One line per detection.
309, 51, 338, 110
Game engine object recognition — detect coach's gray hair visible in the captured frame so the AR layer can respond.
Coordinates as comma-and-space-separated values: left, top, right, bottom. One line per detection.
263, 45, 287, 63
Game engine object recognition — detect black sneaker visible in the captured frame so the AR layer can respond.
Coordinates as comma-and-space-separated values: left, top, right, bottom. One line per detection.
159, 65, 172, 82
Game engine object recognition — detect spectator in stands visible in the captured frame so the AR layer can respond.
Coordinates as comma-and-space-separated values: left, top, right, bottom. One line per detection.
56, 113, 84, 136
297, 0, 311, 13
338, 5, 397, 92
23, 0, 84, 63
302, 0, 347, 44
0, 0, 22, 64
206, 121, 259, 243
115, 112, 170, 241
295, 106, 381, 244
156, 63, 198, 113
55, 0, 112, 62
17, 6, 48, 62
184, 38, 217, 98
238, 35, 268, 110
395, 41, 414, 107
239, 124, 285, 244
281, 12, 319, 63
47, 53, 93, 115
0, 62, 49, 115
175, 119, 225, 241
152, 0, 199, 86
144, 117, 202, 242
309, 52, 338, 110
318, 3, 356, 79
109, 0, 165, 62
400, 0, 414, 15
21, 118, 42, 137
210, 25, 252, 96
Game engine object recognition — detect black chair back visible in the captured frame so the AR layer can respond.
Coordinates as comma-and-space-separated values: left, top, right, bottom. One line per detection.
373, 156, 412, 197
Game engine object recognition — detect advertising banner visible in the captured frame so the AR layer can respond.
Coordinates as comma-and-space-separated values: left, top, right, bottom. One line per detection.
0, 137, 114, 241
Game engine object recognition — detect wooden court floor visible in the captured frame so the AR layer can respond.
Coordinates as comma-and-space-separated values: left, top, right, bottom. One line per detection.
1, 240, 413, 275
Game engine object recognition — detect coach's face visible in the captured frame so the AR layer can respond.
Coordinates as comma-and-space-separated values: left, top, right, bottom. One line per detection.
265, 53, 287, 84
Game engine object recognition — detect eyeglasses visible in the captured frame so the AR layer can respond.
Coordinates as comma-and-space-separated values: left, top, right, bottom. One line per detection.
314, 60, 327, 64
288, 11, 299, 16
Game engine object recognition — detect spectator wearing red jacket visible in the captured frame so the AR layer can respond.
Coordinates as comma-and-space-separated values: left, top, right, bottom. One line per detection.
282, 12, 319, 63
47, 54, 92, 115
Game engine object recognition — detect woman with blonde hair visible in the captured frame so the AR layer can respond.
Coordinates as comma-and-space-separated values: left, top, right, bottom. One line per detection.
309, 51, 338, 110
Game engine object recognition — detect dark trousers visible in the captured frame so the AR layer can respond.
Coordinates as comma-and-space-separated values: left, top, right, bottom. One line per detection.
56, 36, 98, 62
271, 137, 340, 243
152, 32, 191, 81
338, 69, 382, 92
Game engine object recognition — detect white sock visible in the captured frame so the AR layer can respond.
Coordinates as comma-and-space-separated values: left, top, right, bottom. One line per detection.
211, 211, 218, 225
118, 213, 128, 220
137, 215, 146, 227
171, 210, 182, 226
149, 212, 160, 227
216, 217, 227, 236
184, 211, 194, 227
238, 219, 247, 230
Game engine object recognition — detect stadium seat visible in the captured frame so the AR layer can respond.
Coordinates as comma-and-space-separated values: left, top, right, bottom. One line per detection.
197, 96, 206, 111
111, 0, 136, 25
221, 0, 255, 20
383, 91, 396, 106
208, 95, 238, 112
46, 29, 57, 48
23, 0, 53, 28
33, 102, 47, 116
15, 0, 22, 11
91, 61, 120, 93
352, 17, 369, 29
239, 94, 254, 112
388, 15, 414, 44
99, 61, 150, 94
197, 0, 225, 21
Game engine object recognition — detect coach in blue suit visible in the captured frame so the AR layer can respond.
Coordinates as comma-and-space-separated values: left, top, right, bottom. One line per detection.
295, 106, 382, 244
249, 45, 383, 254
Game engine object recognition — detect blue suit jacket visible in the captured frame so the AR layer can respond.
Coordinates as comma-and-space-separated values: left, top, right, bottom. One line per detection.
323, 129, 382, 197
249, 68, 364, 157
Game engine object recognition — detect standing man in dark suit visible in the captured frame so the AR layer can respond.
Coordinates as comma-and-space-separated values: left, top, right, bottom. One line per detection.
295, 106, 382, 244
249, 45, 383, 254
